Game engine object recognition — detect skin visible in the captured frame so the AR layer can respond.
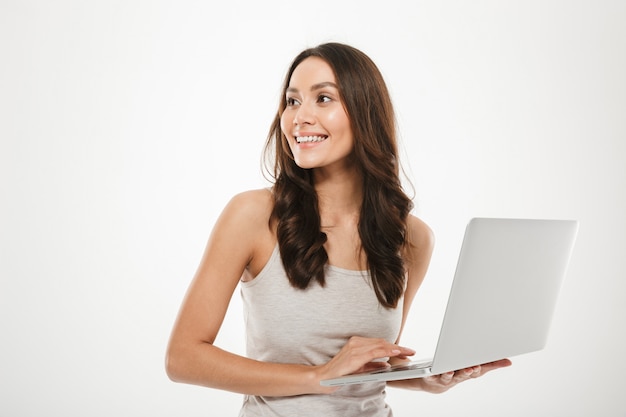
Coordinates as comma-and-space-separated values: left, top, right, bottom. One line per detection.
165, 56, 511, 397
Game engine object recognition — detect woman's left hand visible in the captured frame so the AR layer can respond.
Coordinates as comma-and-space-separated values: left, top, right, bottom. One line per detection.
417, 359, 512, 394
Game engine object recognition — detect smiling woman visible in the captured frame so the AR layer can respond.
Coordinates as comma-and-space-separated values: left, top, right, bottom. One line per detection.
165, 42, 509, 417
281, 57, 354, 172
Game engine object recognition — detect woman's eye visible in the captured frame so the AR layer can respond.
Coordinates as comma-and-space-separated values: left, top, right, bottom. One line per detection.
286, 97, 300, 106
318, 95, 332, 103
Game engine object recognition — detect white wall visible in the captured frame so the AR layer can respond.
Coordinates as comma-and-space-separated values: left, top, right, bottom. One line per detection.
1, 0, 624, 415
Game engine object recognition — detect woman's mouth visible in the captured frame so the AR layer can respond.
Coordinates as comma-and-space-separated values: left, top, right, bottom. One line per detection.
296, 135, 328, 144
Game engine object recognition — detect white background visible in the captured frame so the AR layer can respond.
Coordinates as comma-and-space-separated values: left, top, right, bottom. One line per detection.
1, 0, 624, 416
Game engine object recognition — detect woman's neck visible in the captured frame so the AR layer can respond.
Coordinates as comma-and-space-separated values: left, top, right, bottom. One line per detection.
313, 166, 363, 227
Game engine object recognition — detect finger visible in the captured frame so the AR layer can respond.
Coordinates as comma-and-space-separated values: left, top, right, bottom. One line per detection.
366, 345, 415, 362
393, 350, 417, 360
456, 360, 510, 381
339, 338, 415, 374
390, 346, 416, 358
479, 359, 512, 374
342, 338, 388, 361
346, 337, 414, 358
360, 361, 391, 373
460, 365, 481, 377
450, 368, 472, 383
440, 372, 454, 384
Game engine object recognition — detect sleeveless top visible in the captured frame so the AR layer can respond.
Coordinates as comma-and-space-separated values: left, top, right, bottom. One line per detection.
238, 244, 403, 417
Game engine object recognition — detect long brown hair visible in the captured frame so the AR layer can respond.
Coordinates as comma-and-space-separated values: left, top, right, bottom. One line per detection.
263, 43, 413, 308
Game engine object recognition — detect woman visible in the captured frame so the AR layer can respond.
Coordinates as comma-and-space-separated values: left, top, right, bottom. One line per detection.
166, 42, 510, 416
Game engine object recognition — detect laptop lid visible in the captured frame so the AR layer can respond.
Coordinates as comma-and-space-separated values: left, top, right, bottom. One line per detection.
430, 217, 578, 374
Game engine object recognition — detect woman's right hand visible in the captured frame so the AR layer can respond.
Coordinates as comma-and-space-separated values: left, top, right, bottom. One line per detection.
314, 336, 416, 393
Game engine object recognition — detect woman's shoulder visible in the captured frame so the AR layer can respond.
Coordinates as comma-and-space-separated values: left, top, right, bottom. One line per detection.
228, 188, 274, 210
405, 214, 435, 262
407, 214, 434, 245
223, 188, 276, 278
402, 215, 435, 297
219, 188, 275, 239
209, 188, 275, 266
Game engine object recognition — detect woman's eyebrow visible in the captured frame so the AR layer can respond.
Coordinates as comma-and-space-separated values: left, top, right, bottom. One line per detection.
310, 81, 339, 91
286, 82, 339, 94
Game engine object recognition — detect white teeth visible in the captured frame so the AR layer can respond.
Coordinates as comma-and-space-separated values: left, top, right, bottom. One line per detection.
296, 135, 327, 143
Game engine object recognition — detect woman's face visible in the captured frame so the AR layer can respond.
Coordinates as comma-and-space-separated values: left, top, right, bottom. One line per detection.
280, 57, 354, 171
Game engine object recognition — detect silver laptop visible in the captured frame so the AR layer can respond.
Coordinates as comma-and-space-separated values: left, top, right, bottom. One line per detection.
321, 217, 579, 386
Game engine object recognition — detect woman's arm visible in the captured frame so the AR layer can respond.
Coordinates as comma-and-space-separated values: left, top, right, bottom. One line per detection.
387, 216, 512, 393
165, 189, 413, 396
165, 190, 318, 395
394, 215, 436, 352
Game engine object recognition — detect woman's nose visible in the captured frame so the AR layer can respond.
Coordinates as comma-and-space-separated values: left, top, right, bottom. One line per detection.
293, 101, 315, 125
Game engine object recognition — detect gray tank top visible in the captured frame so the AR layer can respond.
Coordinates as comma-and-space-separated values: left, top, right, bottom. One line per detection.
239, 244, 403, 417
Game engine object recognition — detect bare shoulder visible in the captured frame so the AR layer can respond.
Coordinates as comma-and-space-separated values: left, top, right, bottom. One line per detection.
216, 188, 276, 276
210, 188, 274, 249
403, 214, 435, 275
400, 215, 436, 310
406, 214, 435, 255
225, 188, 274, 219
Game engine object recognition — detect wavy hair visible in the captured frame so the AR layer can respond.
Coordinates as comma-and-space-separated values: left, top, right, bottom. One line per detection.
263, 43, 413, 308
